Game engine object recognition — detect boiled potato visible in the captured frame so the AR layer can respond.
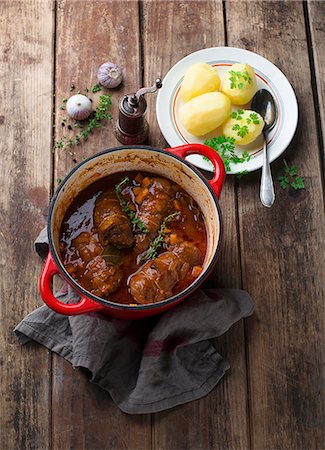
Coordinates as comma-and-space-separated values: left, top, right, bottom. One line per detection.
180, 63, 220, 102
179, 92, 231, 136
221, 109, 264, 145
221, 63, 257, 105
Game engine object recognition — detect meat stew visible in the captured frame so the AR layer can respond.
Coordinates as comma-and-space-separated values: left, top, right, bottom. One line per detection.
59, 172, 207, 305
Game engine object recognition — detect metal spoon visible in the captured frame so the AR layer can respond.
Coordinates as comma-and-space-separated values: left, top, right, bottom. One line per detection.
251, 89, 277, 208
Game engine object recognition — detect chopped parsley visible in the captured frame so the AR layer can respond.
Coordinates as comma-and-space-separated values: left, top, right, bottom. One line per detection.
232, 123, 249, 138
277, 159, 305, 190
246, 112, 260, 125
203, 136, 251, 172
230, 109, 244, 120
236, 170, 248, 180
229, 70, 252, 89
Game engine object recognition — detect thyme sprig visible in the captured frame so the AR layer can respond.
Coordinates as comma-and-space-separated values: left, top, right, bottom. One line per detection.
53, 93, 112, 153
115, 176, 148, 233
139, 211, 181, 264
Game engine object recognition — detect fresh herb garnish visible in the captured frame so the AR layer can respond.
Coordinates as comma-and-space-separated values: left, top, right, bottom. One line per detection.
230, 109, 244, 120
236, 170, 248, 180
92, 83, 101, 93
56, 177, 62, 184
277, 159, 305, 190
229, 70, 252, 89
246, 112, 260, 125
204, 136, 251, 172
115, 176, 148, 233
139, 211, 181, 263
53, 94, 112, 153
232, 123, 249, 138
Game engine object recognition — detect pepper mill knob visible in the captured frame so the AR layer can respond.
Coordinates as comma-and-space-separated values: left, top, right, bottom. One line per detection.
114, 79, 163, 145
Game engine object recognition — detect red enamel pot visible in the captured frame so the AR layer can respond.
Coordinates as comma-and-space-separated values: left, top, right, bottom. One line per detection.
39, 144, 225, 319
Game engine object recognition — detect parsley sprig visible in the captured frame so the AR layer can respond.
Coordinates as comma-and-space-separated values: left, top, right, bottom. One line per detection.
230, 110, 260, 138
232, 123, 249, 138
277, 160, 305, 190
139, 211, 181, 263
230, 109, 244, 120
115, 177, 148, 233
204, 136, 251, 172
229, 70, 252, 89
246, 112, 260, 125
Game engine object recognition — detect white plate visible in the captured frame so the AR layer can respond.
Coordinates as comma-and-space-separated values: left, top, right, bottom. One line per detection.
156, 47, 298, 174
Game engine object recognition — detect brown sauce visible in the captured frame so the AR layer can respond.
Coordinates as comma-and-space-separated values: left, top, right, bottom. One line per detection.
59, 171, 207, 305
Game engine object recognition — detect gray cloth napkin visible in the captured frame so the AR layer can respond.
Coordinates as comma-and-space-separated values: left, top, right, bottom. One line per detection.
14, 228, 254, 414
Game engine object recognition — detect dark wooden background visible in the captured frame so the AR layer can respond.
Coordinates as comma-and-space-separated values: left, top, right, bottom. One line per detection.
0, 1, 324, 449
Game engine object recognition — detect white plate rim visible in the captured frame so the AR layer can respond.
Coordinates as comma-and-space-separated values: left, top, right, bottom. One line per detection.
156, 46, 298, 174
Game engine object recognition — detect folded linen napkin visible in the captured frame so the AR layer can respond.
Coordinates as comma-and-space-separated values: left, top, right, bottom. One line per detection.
14, 228, 254, 414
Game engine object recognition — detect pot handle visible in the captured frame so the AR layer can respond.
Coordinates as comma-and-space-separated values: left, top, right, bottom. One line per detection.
39, 253, 103, 315
166, 143, 226, 198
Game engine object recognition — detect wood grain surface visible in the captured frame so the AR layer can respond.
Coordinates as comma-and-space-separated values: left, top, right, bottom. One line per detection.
143, 2, 249, 449
0, 0, 324, 449
52, 1, 151, 449
226, 1, 325, 449
0, 1, 53, 449
308, 0, 325, 166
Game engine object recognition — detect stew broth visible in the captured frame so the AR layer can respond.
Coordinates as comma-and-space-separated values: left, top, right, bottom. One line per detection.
60, 171, 207, 305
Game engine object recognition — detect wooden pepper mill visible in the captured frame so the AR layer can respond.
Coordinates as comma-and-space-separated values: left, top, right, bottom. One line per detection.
114, 78, 162, 145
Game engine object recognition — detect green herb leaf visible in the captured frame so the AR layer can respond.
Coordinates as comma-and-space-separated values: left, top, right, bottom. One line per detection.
204, 135, 251, 173
277, 160, 305, 191
115, 177, 149, 233
291, 176, 305, 190
228, 70, 252, 89
236, 170, 248, 180
232, 123, 249, 138
139, 212, 181, 263
54, 93, 112, 153
92, 83, 101, 93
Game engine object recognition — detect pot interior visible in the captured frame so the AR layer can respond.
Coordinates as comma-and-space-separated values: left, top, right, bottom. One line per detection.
50, 147, 221, 297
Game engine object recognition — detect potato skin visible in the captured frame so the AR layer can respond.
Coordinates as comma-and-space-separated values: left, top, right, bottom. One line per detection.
180, 63, 220, 103
221, 109, 264, 145
221, 63, 257, 105
179, 92, 232, 136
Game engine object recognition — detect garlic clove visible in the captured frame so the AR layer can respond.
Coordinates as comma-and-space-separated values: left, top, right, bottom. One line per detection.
66, 94, 92, 121
97, 62, 123, 89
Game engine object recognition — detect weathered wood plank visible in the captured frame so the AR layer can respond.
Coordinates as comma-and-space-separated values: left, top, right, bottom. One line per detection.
0, 0, 54, 448
225, 1, 325, 449
308, 0, 325, 167
143, 2, 250, 449
52, 1, 151, 449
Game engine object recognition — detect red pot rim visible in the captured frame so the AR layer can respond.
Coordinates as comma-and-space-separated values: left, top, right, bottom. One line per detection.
47, 145, 223, 311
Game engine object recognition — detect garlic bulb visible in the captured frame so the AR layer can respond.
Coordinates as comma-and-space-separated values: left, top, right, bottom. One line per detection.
97, 62, 123, 89
66, 94, 92, 121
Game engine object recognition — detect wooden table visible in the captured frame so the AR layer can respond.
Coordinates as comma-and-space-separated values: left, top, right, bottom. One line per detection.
1, 1, 324, 449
